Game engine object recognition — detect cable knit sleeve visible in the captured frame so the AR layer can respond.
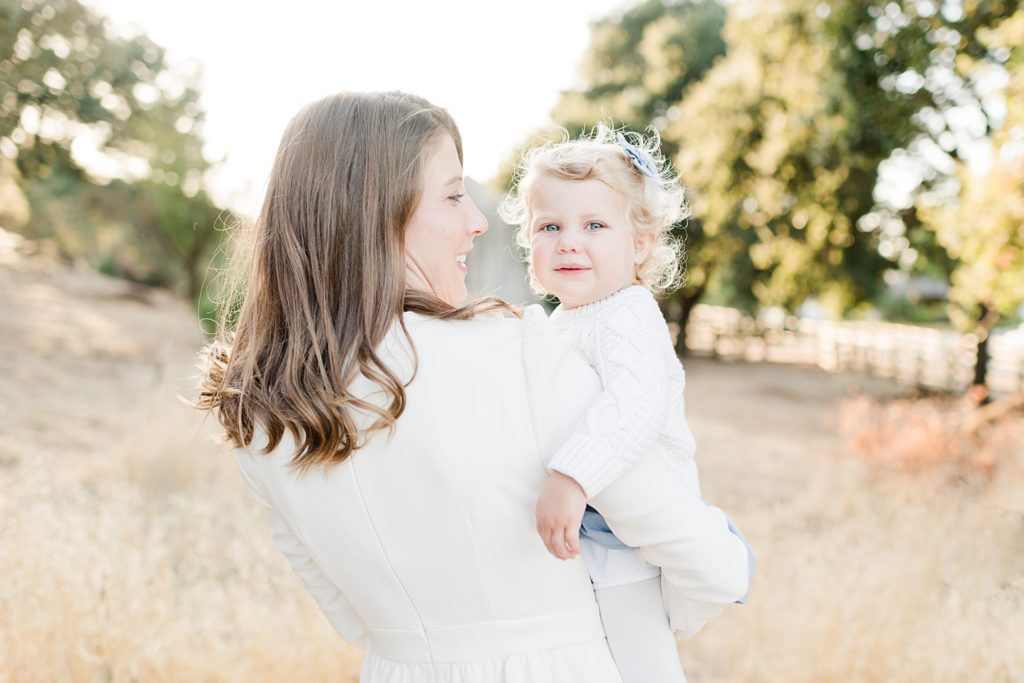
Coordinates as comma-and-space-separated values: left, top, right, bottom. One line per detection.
234, 452, 369, 648
546, 292, 674, 497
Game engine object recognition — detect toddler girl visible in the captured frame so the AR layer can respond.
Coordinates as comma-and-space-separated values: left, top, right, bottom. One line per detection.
500, 125, 753, 682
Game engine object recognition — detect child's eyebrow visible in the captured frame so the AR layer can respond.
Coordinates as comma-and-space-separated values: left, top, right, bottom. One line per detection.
532, 213, 614, 225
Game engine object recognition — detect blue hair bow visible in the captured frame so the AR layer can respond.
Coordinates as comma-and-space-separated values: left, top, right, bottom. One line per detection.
616, 131, 659, 179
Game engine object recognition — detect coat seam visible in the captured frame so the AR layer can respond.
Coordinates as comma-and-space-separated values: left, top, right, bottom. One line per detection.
348, 456, 436, 667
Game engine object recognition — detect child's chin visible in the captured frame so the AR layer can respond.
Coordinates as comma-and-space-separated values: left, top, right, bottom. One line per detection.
552, 294, 584, 309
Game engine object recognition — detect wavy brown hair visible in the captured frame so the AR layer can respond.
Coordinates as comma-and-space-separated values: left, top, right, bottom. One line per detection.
197, 91, 513, 471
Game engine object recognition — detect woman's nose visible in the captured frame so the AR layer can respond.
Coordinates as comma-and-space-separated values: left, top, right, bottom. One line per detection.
467, 196, 488, 236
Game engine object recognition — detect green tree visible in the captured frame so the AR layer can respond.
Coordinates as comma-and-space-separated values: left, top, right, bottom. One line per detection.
0, 0, 207, 182
498, 0, 728, 350
90, 179, 227, 301
671, 0, 1019, 323
673, 3, 891, 321
495, 0, 727, 188
0, 0, 225, 304
0, 157, 29, 229
919, 9, 1024, 389
552, 0, 727, 158
528, 0, 1022, 385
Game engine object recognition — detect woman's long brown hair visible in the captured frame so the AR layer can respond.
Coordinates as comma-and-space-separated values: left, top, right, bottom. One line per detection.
197, 91, 513, 471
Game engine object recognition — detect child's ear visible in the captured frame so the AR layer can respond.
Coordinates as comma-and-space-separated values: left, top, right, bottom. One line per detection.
634, 231, 656, 263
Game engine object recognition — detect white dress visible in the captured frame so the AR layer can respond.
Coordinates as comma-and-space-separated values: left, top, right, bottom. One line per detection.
233, 310, 750, 682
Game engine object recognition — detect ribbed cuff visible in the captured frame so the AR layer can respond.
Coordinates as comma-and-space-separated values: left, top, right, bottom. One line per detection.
548, 431, 628, 498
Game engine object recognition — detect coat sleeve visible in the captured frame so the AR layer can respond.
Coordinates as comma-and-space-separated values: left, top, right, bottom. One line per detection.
234, 453, 369, 648
588, 452, 752, 638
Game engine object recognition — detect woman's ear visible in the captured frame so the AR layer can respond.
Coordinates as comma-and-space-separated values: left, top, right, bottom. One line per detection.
634, 231, 656, 264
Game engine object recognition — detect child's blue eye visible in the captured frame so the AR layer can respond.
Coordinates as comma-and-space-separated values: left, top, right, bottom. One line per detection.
586, 222, 605, 230
540, 224, 559, 232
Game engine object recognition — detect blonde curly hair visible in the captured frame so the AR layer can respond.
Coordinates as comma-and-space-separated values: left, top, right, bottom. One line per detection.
500, 124, 688, 297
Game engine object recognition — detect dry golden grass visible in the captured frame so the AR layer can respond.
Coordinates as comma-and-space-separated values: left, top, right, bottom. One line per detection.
0, 232, 364, 682
2, 231, 1022, 682
0, 404, 365, 683
680, 362, 1024, 683
683, 470, 1023, 682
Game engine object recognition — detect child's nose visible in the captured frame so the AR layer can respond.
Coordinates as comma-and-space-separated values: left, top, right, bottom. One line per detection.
556, 235, 578, 253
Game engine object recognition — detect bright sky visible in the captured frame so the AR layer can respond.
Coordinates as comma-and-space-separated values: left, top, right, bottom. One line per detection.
84, 0, 631, 216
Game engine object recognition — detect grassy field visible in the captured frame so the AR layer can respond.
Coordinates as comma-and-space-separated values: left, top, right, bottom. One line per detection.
680, 362, 1023, 682
1, 229, 1021, 682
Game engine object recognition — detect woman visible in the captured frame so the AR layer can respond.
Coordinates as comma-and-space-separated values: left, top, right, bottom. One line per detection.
198, 91, 749, 682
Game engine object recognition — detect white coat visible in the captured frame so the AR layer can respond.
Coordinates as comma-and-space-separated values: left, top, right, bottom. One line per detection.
234, 310, 750, 682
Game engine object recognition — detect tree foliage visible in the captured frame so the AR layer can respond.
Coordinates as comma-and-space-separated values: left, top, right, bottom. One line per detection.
674, 0, 1020, 317
918, 8, 1024, 383
0, 0, 226, 303
493, 0, 727, 192
552, 0, 727, 155
523, 0, 1022, 357
495, 0, 729, 347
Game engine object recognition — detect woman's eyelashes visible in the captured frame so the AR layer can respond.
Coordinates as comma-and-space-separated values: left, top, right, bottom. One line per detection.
448, 192, 465, 204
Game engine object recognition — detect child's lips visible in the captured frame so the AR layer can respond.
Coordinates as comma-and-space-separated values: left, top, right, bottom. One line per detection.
555, 264, 590, 273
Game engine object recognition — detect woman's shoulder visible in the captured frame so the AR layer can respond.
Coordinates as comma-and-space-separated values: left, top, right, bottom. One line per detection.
396, 311, 536, 377
401, 306, 596, 387
401, 309, 527, 346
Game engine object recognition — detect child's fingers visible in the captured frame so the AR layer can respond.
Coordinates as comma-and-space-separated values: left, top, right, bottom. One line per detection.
537, 521, 559, 559
565, 524, 581, 557
538, 520, 582, 560
547, 526, 572, 560
543, 528, 560, 559
554, 528, 573, 560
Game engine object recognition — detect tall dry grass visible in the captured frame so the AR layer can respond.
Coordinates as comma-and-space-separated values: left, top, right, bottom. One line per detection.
0, 384, 365, 682
680, 387, 1024, 683
4, 366, 1023, 682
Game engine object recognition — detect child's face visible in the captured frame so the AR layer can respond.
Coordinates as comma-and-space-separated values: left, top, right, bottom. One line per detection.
528, 177, 653, 309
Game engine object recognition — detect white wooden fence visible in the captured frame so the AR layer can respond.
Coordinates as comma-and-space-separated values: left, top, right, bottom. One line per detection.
684, 304, 1024, 395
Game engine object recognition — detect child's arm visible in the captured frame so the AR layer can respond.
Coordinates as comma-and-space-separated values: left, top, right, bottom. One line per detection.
535, 471, 587, 560
547, 290, 675, 498
521, 305, 751, 631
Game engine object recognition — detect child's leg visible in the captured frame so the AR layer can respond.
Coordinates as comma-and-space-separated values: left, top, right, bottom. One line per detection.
595, 577, 686, 683
582, 539, 686, 683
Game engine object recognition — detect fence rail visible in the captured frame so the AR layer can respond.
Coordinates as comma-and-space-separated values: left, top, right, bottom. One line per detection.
684, 305, 1024, 395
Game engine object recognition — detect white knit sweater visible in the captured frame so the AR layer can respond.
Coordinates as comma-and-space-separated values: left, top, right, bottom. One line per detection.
545, 285, 699, 498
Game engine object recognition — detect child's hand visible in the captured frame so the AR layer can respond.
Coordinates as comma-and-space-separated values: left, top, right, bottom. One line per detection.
535, 471, 587, 560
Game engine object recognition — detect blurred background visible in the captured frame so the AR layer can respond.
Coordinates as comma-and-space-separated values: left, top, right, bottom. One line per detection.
1, 0, 1022, 681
